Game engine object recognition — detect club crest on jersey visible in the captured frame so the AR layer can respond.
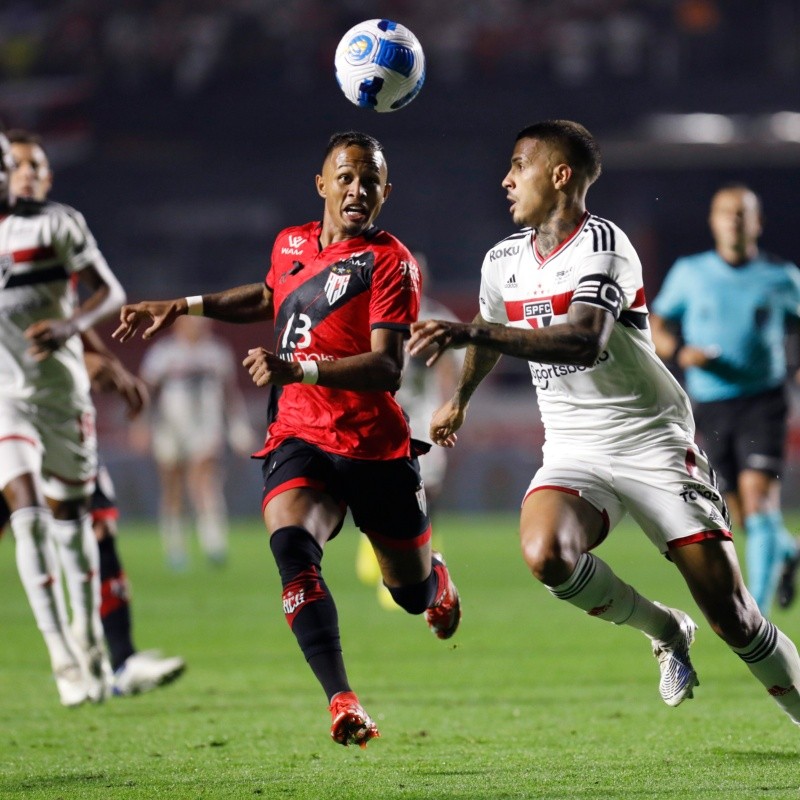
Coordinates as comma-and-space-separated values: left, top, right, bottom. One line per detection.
523, 299, 553, 328
0, 252, 13, 288
325, 265, 352, 305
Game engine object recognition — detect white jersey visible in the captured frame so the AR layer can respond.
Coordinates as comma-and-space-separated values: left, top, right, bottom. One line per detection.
479, 212, 694, 454
140, 333, 238, 461
396, 294, 460, 444
0, 199, 107, 409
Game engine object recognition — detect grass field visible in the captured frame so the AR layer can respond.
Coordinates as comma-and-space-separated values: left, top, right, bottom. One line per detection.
2, 512, 800, 799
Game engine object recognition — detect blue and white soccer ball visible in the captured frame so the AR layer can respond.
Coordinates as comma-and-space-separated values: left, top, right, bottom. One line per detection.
334, 19, 426, 113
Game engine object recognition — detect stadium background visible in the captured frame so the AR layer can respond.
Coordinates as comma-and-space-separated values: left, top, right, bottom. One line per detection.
1, 0, 799, 516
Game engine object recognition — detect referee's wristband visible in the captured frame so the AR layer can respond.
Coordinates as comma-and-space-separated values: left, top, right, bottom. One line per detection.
299, 360, 319, 385
185, 295, 204, 316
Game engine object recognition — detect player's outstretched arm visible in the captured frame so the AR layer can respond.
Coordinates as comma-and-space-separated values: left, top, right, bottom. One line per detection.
408, 318, 473, 366
413, 305, 613, 367
114, 283, 273, 343
113, 299, 188, 342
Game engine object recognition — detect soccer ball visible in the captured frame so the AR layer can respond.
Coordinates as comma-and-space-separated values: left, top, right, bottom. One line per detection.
334, 19, 425, 113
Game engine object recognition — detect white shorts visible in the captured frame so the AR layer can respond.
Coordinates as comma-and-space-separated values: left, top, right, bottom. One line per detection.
524, 435, 731, 555
0, 398, 97, 501
151, 421, 225, 466
419, 444, 448, 495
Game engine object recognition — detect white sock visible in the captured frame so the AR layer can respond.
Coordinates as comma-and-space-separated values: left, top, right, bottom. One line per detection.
10, 507, 76, 669
160, 512, 187, 565
732, 617, 800, 725
196, 507, 228, 561
50, 515, 103, 650
547, 553, 676, 640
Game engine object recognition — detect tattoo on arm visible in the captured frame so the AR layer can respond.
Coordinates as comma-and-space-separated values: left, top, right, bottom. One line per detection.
453, 314, 502, 407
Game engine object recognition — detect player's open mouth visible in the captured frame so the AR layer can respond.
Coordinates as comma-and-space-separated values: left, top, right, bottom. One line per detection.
344, 205, 368, 221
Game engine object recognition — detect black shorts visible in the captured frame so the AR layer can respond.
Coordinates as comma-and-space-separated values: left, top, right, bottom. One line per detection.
261, 438, 430, 548
693, 386, 788, 494
90, 464, 119, 522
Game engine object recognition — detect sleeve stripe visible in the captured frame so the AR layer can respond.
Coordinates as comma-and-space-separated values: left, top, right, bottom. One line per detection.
586, 218, 616, 253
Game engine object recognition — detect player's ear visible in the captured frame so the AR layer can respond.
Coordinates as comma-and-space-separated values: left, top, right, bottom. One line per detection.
553, 163, 572, 189
382, 182, 392, 201
315, 173, 326, 198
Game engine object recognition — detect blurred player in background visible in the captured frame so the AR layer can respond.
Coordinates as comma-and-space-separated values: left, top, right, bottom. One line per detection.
114, 130, 461, 748
7, 129, 186, 696
410, 120, 800, 729
650, 184, 800, 616
0, 129, 123, 705
355, 252, 462, 609
135, 314, 257, 569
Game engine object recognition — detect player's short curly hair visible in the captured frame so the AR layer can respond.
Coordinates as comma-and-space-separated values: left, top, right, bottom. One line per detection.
515, 120, 602, 184
323, 131, 384, 162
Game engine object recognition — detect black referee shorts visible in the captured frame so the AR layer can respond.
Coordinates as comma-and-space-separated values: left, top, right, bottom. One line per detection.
693, 386, 788, 494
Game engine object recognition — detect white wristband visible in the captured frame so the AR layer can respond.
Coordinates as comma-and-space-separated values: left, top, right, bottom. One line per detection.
299, 360, 319, 385
186, 295, 204, 316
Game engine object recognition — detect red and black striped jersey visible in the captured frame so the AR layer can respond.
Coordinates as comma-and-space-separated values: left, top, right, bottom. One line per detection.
257, 221, 421, 461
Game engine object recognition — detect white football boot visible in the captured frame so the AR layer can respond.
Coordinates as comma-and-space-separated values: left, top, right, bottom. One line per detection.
651, 601, 700, 707
112, 650, 186, 697
53, 661, 91, 708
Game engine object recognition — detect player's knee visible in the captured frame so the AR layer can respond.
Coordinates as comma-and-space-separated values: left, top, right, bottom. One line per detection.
270, 526, 333, 634
521, 533, 577, 586
269, 526, 323, 583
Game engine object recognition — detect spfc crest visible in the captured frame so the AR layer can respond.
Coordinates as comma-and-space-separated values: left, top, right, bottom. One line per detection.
523, 299, 553, 329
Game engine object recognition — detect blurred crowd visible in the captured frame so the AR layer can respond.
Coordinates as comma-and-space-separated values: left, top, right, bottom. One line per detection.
1, 0, 794, 96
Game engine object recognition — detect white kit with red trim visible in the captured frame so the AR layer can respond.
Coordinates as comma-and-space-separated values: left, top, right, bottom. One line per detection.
478, 214, 694, 454
0, 200, 106, 404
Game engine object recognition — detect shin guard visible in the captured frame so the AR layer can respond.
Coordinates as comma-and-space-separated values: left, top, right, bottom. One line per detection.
270, 526, 340, 660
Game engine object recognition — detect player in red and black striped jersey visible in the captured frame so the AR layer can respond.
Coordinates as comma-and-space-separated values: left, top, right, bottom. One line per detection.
114, 131, 461, 748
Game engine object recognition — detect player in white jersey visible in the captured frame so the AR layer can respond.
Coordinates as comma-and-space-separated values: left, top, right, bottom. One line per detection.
0, 130, 126, 705
137, 315, 256, 569
409, 120, 800, 729
356, 253, 461, 607
397, 285, 461, 502
6, 129, 186, 696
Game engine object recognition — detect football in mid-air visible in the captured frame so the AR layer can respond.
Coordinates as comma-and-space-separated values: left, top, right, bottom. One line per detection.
334, 19, 425, 112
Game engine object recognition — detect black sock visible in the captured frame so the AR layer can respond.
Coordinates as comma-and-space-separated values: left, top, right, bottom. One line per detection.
386, 554, 441, 614
271, 526, 349, 701
98, 534, 135, 670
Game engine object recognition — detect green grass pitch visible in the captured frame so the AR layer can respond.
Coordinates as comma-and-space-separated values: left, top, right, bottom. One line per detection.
2, 512, 800, 799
